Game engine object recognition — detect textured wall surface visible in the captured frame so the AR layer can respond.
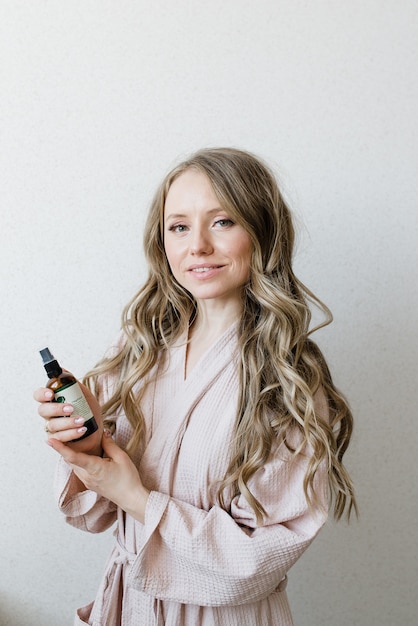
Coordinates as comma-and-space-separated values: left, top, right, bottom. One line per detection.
1, 1, 417, 624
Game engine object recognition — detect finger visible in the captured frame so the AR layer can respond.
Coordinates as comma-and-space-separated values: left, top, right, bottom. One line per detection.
47, 437, 97, 470
33, 388, 54, 402
38, 402, 74, 419
101, 430, 124, 460
45, 416, 87, 441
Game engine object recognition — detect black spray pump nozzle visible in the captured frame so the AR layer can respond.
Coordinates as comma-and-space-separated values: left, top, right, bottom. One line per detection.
40, 347, 63, 378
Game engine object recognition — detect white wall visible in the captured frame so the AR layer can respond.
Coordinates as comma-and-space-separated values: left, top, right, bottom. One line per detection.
1, 1, 417, 624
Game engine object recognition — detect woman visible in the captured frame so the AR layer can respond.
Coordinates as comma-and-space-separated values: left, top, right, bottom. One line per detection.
35, 147, 357, 625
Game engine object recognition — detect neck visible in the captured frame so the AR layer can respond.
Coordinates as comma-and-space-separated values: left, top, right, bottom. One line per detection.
184, 301, 241, 380
190, 300, 242, 340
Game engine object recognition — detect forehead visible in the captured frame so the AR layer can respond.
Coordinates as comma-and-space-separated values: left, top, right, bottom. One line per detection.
164, 169, 220, 214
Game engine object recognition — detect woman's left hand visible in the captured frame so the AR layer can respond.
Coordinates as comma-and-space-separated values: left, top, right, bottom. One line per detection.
47, 430, 149, 524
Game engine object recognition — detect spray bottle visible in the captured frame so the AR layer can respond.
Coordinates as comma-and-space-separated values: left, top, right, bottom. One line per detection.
39, 347, 98, 440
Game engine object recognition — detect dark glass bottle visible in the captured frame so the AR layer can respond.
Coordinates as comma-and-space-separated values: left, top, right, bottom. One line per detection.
39, 347, 98, 440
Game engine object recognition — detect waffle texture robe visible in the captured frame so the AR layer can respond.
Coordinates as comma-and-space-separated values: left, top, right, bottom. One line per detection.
55, 323, 329, 625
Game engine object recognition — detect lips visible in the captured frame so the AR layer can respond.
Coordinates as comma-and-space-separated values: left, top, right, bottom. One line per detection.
188, 264, 224, 272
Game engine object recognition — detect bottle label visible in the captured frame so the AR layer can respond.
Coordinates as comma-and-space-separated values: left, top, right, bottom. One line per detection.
54, 382, 94, 422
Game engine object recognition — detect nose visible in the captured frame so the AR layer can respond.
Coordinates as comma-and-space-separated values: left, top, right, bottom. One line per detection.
189, 227, 213, 255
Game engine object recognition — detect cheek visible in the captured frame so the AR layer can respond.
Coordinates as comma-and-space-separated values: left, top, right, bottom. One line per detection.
236, 237, 253, 268
164, 241, 185, 281
223, 237, 253, 281
163, 240, 176, 267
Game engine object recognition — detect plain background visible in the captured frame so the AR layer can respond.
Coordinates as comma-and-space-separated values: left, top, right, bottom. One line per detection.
1, 1, 417, 624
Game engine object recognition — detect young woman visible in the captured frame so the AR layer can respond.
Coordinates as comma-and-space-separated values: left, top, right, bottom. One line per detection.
35, 147, 356, 625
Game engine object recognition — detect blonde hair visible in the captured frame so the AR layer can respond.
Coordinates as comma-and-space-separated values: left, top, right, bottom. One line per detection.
85, 147, 357, 523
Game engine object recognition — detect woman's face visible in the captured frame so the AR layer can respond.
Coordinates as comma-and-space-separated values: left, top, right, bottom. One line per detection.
163, 169, 253, 310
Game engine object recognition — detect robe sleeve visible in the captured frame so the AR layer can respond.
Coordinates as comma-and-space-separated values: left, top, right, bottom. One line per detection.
53, 457, 117, 533
128, 436, 329, 606
53, 334, 124, 533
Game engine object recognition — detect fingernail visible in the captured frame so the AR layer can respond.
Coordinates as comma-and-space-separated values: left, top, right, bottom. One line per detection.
77, 427, 87, 434
45, 390, 53, 400
74, 417, 85, 425
63, 405, 73, 414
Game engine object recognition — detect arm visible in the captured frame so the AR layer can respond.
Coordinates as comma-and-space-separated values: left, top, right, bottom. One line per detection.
53, 454, 118, 534
36, 386, 119, 533
128, 439, 329, 606
35, 379, 116, 533
35, 338, 126, 531
48, 431, 148, 533
126, 387, 331, 606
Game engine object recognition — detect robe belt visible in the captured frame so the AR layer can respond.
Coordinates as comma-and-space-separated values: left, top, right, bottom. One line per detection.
274, 575, 288, 592
112, 531, 164, 626
96, 532, 136, 626
113, 531, 137, 565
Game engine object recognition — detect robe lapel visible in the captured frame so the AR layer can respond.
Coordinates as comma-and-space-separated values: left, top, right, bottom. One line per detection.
139, 323, 238, 492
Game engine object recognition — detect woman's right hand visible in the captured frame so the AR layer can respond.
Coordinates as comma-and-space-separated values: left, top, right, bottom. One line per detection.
34, 382, 104, 456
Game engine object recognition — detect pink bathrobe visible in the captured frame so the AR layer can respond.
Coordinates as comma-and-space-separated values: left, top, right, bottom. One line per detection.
55, 324, 328, 625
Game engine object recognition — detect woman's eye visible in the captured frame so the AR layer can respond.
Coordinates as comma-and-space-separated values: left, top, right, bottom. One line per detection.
214, 218, 234, 228
168, 224, 187, 233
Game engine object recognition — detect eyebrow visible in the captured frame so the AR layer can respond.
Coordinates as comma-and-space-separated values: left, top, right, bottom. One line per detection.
165, 207, 225, 220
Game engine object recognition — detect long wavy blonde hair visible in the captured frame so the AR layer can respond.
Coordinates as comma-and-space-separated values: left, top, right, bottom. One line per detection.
85, 147, 357, 522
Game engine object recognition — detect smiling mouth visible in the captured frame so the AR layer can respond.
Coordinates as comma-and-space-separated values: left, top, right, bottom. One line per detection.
189, 265, 223, 273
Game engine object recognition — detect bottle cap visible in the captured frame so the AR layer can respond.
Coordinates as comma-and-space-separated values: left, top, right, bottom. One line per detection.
39, 347, 63, 378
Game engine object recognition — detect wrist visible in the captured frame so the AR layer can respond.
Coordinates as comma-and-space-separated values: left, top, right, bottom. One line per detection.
125, 485, 150, 524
